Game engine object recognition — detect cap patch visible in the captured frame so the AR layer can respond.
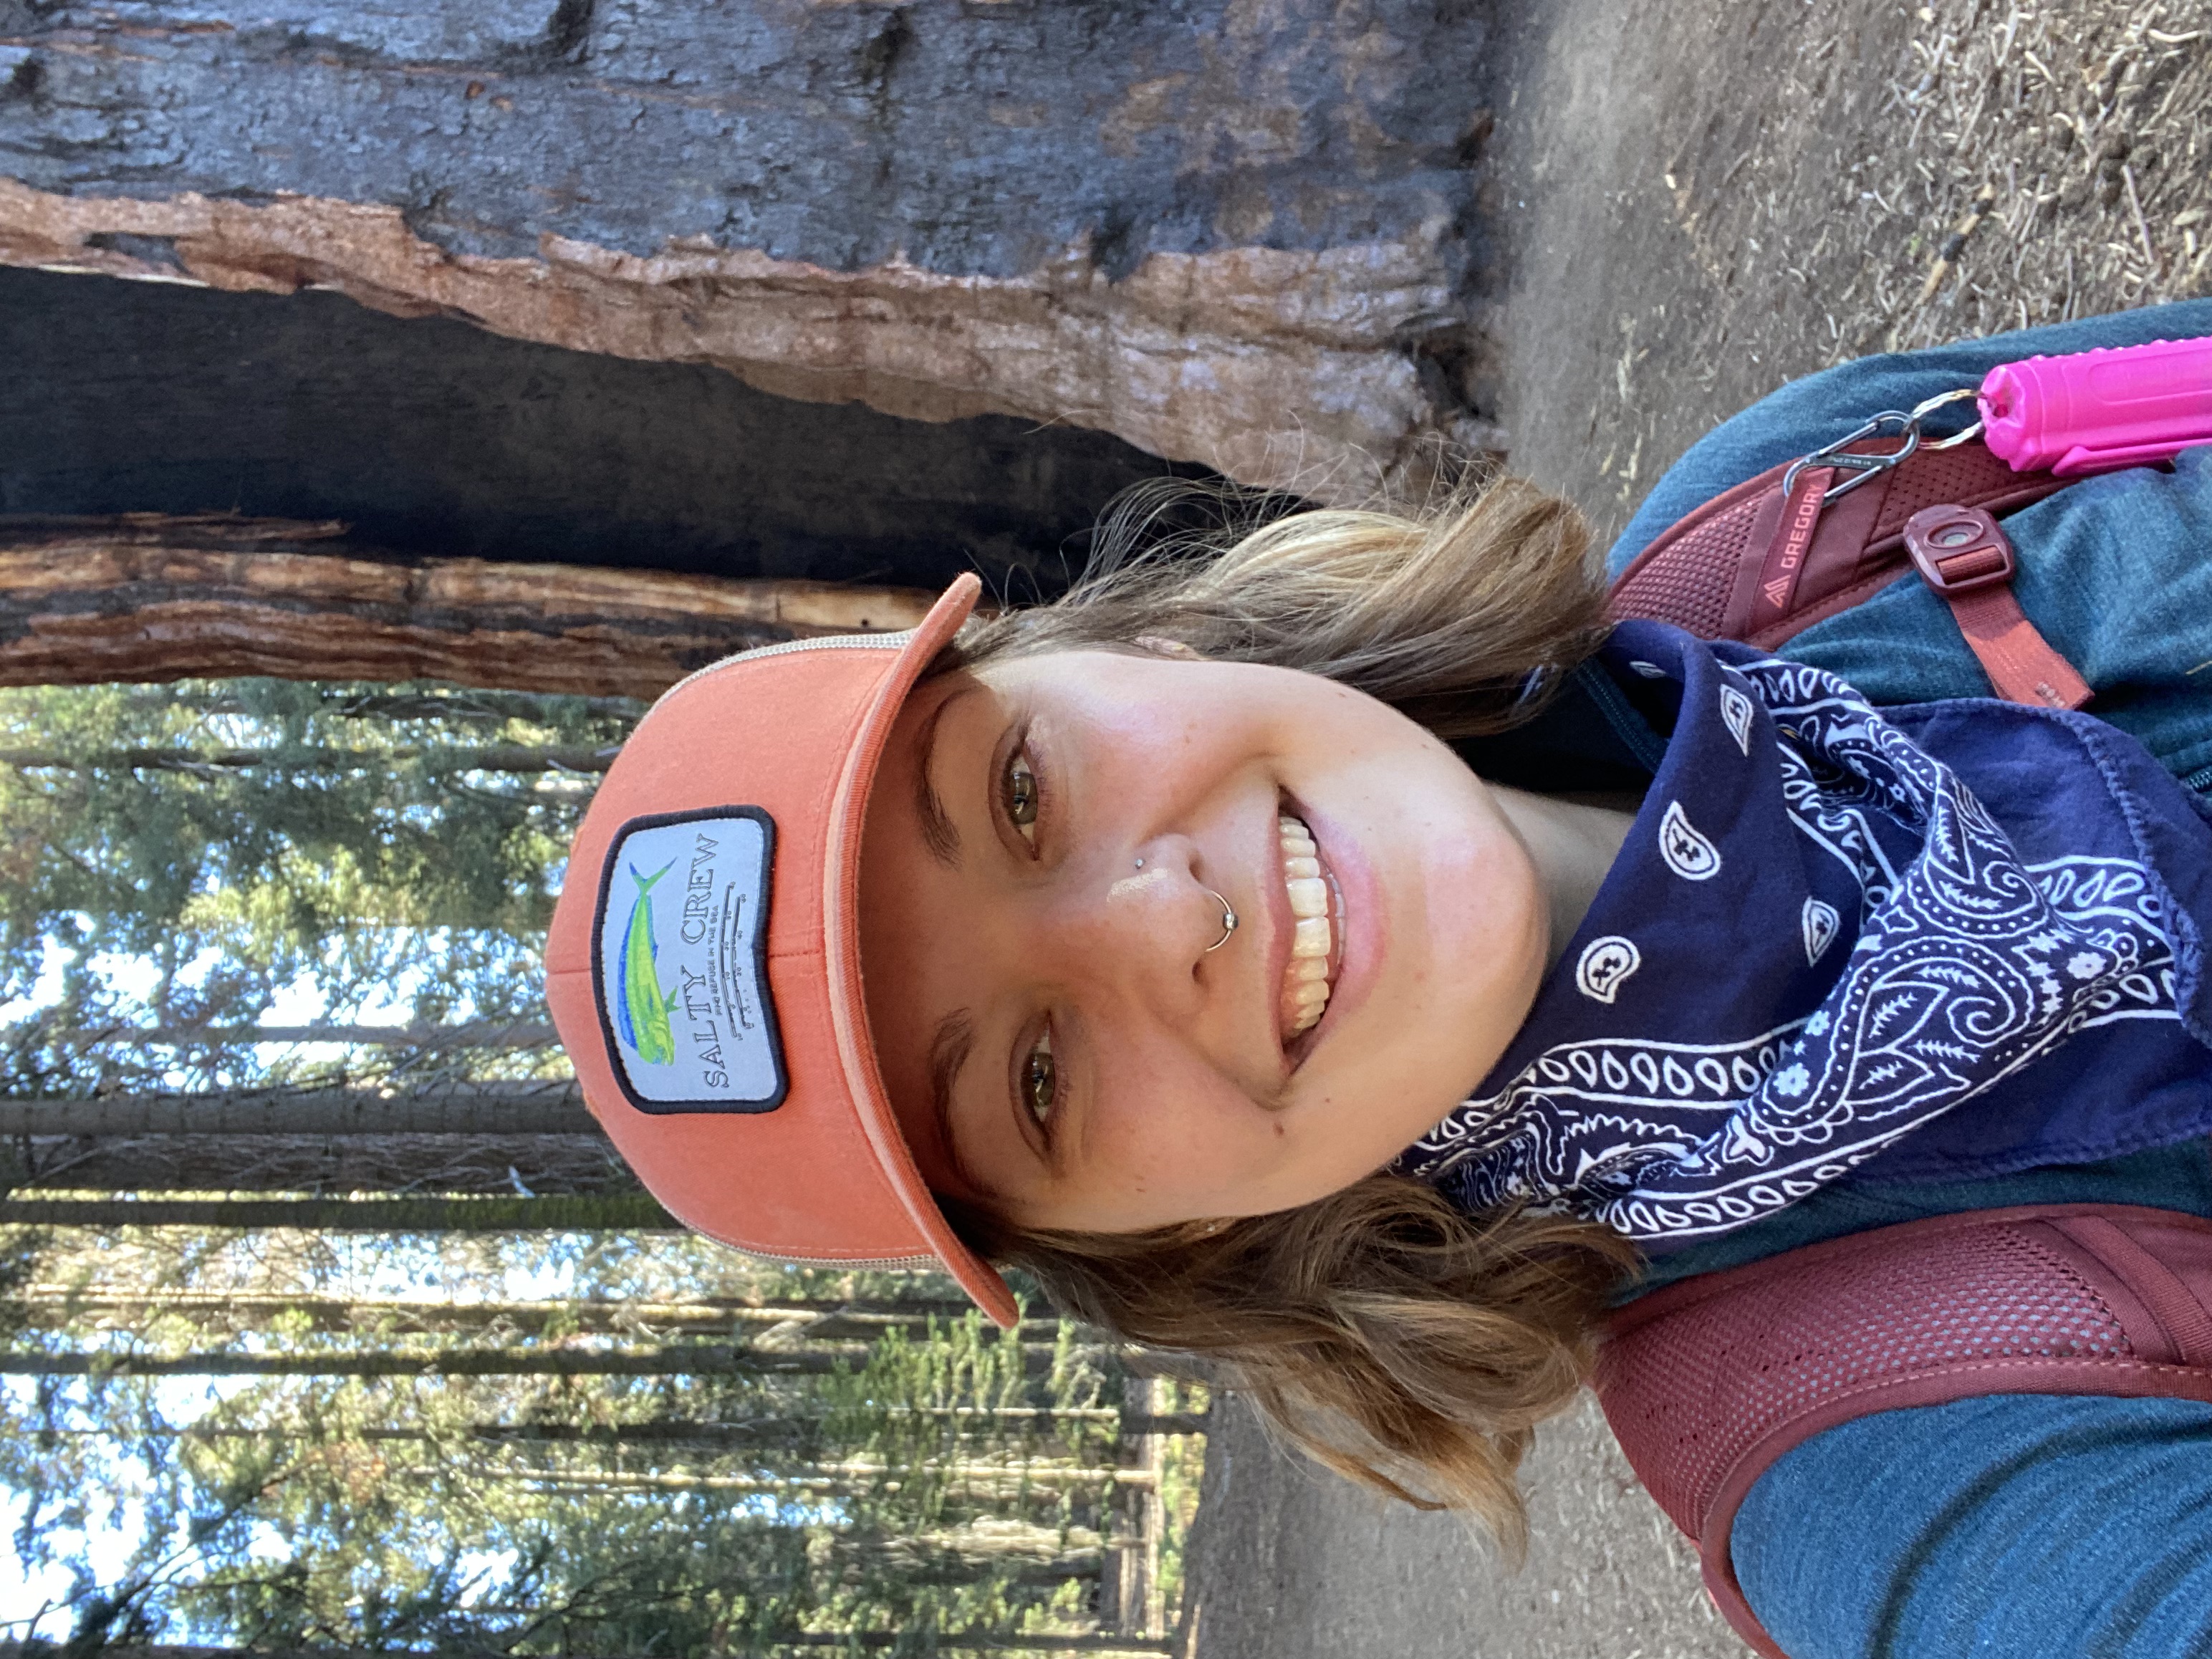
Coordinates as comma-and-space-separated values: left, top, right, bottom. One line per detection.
590, 807, 787, 1113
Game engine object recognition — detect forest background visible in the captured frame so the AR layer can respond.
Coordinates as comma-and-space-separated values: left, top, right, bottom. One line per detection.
0, 675, 1203, 1656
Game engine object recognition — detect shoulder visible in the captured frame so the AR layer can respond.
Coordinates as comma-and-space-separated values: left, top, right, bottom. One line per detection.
1735, 1394, 2212, 1659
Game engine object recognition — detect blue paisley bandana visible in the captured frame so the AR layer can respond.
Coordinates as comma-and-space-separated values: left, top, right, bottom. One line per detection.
1393, 621, 2212, 1248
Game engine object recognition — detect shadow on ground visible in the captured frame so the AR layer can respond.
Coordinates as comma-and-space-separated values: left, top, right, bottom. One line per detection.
1180, 1393, 1739, 1659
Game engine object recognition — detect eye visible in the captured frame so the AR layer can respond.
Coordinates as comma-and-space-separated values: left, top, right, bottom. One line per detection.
1021, 1026, 1057, 1128
1003, 748, 1041, 845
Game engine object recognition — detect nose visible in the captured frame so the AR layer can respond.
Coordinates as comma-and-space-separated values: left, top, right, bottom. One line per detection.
1034, 842, 1228, 1009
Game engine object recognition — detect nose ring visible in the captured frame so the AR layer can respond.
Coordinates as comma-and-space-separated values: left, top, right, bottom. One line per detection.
1202, 888, 1239, 952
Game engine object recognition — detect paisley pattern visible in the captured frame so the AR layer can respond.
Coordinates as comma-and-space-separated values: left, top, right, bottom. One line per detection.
1800, 897, 1840, 964
1658, 801, 1723, 881
1720, 684, 1756, 755
1574, 936, 1641, 1004
1395, 627, 2211, 1245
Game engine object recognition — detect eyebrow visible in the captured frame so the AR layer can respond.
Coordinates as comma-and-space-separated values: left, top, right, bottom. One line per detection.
927, 1007, 1004, 1204
912, 686, 970, 871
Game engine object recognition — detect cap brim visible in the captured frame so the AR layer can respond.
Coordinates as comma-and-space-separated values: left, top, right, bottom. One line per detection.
819, 574, 1024, 1327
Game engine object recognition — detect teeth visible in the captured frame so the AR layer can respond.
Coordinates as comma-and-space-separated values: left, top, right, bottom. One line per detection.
1277, 812, 1336, 1037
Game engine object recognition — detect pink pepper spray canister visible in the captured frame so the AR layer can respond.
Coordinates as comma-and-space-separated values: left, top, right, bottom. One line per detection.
1978, 334, 2212, 476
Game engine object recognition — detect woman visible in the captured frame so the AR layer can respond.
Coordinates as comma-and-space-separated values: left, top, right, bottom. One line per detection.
546, 298, 2212, 1658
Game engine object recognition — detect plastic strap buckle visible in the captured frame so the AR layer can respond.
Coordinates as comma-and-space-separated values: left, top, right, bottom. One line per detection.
1904, 506, 2017, 595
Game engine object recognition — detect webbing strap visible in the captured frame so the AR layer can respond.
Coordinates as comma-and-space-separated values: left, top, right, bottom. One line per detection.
1606, 438, 2070, 652
1944, 585, 2094, 708
1901, 502, 2092, 711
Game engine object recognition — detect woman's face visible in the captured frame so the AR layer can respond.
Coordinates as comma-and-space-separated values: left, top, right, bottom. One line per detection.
857, 647, 1549, 1234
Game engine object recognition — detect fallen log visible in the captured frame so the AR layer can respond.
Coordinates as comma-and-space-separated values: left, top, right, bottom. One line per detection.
0, 514, 933, 694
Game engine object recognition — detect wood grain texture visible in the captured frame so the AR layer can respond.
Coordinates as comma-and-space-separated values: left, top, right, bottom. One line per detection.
0, 515, 934, 693
0, 0, 1508, 499
0, 1079, 597, 1138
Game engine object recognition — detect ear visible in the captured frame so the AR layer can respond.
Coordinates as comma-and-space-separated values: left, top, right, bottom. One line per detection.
1132, 635, 1204, 660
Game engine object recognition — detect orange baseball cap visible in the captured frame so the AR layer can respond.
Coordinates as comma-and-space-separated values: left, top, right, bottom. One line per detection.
543, 573, 1020, 1326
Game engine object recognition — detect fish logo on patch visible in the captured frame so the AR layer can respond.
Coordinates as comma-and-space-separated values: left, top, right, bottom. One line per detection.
591, 807, 788, 1113
616, 861, 678, 1065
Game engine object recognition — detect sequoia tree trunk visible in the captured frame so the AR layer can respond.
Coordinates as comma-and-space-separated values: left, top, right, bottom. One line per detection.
10, 1131, 636, 1198
0, 1640, 1174, 1656
0, 1, 1506, 503
0, 1191, 677, 1230
0, 1289, 1001, 1337
0, 1081, 593, 1138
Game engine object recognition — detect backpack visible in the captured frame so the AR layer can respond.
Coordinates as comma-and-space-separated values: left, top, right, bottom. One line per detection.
1597, 443, 2212, 1656
1607, 433, 2086, 708
1594, 1203, 2212, 1659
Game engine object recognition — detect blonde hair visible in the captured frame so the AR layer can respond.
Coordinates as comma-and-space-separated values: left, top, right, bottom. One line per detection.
933, 474, 1639, 1550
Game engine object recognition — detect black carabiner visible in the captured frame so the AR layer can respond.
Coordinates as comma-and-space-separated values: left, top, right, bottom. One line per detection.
1781, 410, 1920, 504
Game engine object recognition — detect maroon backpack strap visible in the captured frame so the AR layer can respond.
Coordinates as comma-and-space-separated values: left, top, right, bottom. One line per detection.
1607, 438, 2082, 706
1593, 1202, 2212, 1658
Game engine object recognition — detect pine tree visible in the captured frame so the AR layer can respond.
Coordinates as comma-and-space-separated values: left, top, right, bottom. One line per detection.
0, 674, 1201, 1653
0, 1208, 1175, 1654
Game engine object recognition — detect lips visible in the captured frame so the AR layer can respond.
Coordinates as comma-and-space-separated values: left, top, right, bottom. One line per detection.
1276, 812, 1340, 1037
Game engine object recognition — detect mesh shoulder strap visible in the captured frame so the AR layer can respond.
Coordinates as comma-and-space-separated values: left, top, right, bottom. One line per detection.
1607, 438, 2064, 648
1594, 1202, 2212, 1658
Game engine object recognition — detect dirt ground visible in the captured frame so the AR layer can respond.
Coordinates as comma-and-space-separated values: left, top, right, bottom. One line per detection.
1503, 0, 2210, 546
1178, 1, 2211, 1655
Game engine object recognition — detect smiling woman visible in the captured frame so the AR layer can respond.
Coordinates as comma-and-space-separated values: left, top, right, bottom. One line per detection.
544, 307, 2212, 1658
545, 473, 1637, 1534
879, 487, 1660, 1527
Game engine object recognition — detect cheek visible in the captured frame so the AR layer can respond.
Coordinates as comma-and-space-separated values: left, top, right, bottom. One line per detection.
1085, 1047, 1271, 1189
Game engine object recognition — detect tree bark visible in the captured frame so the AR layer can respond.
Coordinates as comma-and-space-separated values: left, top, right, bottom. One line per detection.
829, 1521, 1106, 1587
0, 1191, 677, 1230
0, 2, 1504, 503
0, 1342, 841, 1377
0, 744, 615, 773
3, 1289, 998, 1337
0, 1081, 595, 1138
85, 1021, 561, 1049
0, 514, 933, 696
486, 1465, 1150, 1494
33, 1410, 1122, 1442
11, 1131, 635, 1198
0, 267, 1175, 604
0, 1640, 1173, 1656
0, 1341, 1072, 1379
